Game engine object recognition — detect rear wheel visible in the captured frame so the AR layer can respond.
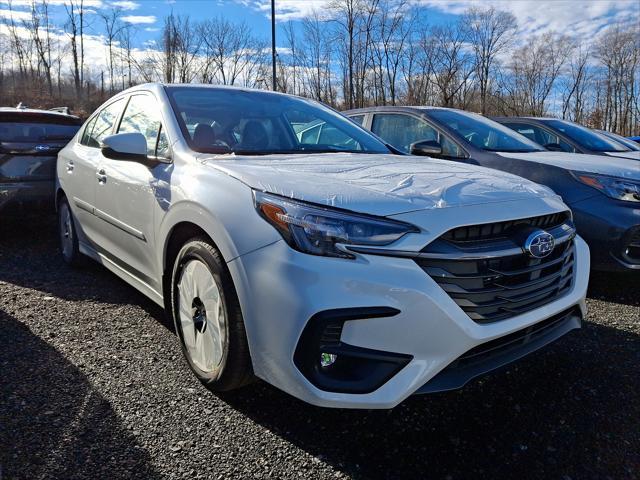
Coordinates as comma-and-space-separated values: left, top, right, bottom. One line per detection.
171, 238, 253, 391
58, 196, 85, 267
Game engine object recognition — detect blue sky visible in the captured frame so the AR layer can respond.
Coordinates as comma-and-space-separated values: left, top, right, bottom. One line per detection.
0, 0, 638, 68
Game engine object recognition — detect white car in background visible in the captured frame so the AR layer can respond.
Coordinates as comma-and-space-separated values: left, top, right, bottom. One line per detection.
56, 84, 589, 408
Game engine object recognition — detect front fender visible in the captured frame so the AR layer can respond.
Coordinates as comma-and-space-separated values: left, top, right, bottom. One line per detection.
156, 169, 281, 274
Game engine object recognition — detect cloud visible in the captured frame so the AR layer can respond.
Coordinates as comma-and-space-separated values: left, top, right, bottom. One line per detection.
0, 8, 30, 20
121, 14, 156, 24
417, 0, 638, 45
110, 0, 139, 10
237, 0, 638, 52
144, 27, 160, 32
240, 0, 330, 21
0, 0, 104, 7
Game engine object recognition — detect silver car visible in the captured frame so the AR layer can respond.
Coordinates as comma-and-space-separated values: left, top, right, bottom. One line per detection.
56, 84, 588, 408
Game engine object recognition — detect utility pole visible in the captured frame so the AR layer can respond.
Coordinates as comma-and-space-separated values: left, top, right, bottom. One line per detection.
271, 0, 276, 91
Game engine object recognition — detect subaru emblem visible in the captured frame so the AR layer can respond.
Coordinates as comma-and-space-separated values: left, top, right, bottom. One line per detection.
524, 230, 555, 258
35, 144, 50, 152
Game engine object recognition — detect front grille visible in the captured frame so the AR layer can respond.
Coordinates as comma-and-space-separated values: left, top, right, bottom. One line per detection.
442, 212, 570, 244
417, 215, 576, 324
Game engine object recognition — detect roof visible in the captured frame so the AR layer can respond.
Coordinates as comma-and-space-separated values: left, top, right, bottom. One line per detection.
0, 106, 81, 120
492, 116, 558, 121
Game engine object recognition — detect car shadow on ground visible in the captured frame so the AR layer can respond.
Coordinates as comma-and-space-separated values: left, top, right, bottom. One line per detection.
587, 270, 640, 307
1, 215, 638, 479
0, 215, 173, 332
0, 310, 161, 480
221, 318, 640, 479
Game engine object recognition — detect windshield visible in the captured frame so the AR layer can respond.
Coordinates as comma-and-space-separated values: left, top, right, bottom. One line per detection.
427, 109, 544, 153
598, 130, 640, 151
165, 87, 390, 155
541, 119, 629, 152
0, 122, 80, 143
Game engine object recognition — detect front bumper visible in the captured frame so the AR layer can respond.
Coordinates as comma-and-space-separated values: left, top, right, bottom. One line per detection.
570, 195, 640, 271
228, 235, 589, 409
0, 180, 55, 214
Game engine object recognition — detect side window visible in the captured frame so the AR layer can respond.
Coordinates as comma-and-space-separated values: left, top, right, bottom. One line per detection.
440, 135, 464, 158
80, 115, 98, 146
156, 126, 170, 158
118, 94, 166, 157
89, 99, 125, 147
349, 114, 365, 126
506, 122, 575, 153
371, 114, 438, 153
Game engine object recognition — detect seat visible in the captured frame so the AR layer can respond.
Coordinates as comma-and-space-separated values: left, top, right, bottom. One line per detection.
192, 123, 216, 149
240, 121, 268, 150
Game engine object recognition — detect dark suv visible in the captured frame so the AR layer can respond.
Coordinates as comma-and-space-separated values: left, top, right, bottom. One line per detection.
344, 106, 640, 271
0, 106, 82, 213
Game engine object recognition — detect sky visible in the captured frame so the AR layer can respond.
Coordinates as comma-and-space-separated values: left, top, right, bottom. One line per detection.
0, 0, 638, 76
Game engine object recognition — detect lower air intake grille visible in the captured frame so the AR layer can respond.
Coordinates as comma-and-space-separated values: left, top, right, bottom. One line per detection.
417, 215, 576, 324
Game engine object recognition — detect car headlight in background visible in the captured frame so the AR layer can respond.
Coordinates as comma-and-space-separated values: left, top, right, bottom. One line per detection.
571, 172, 640, 202
254, 191, 419, 258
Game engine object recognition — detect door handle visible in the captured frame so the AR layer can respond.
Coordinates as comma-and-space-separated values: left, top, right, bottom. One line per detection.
66, 161, 74, 173
96, 169, 107, 184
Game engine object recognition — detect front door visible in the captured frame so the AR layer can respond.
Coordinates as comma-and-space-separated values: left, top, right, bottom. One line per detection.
93, 93, 171, 293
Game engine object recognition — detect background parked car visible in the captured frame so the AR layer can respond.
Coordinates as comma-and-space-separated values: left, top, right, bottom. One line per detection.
1, 106, 82, 214
345, 106, 640, 272
628, 136, 640, 144
596, 129, 640, 152
494, 117, 640, 161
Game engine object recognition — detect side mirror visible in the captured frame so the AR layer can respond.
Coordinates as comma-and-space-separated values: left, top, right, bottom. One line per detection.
543, 142, 564, 152
410, 139, 443, 157
101, 132, 158, 167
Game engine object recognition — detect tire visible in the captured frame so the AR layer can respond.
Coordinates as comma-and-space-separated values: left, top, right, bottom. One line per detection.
171, 237, 253, 391
58, 196, 86, 267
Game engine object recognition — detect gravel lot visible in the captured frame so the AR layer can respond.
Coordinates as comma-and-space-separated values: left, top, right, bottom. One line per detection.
1, 215, 638, 480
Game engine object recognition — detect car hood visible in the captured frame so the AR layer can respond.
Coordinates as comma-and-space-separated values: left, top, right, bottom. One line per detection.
202, 153, 556, 216
496, 151, 640, 179
605, 151, 640, 160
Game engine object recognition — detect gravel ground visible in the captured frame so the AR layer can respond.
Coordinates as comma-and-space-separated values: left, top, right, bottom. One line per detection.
1, 215, 638, 480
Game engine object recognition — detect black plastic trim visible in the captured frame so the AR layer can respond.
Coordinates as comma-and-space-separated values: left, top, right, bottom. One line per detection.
415, 307, 582, 394
294, 307, 412, 394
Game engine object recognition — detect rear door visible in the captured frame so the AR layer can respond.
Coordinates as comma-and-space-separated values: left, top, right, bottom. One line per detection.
58, 98, 126, 245
93, 92, 171, 291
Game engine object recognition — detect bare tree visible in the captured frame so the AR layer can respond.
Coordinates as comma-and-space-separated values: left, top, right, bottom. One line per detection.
594, 24, 640, 134
428, 23, 474, 108
501, 32, 574, 115
26, 0, 54, 96
100, 8, 124, 93
462, 6, 516, 114
199, 17, 261, 86
562, 47, 591, 122
64, 0, 85, 96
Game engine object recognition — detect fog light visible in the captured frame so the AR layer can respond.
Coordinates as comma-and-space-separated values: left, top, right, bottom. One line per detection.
320, 352, 337, 367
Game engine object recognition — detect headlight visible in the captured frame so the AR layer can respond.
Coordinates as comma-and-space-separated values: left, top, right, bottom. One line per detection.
254, 191, 419, 258
571, 172, 640, 202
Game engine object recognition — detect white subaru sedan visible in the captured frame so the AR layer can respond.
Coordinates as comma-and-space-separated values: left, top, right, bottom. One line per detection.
56, 84, 589, 408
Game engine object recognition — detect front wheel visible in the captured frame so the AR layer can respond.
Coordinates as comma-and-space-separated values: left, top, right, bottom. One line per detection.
171, 238, 253, 391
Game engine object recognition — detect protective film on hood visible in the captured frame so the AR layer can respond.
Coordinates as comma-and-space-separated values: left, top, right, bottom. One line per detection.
205, 153, 557, 216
